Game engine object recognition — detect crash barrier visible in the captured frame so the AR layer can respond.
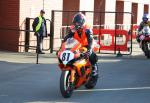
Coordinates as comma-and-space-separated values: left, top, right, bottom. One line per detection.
50, 10, 134, 55
59, 25, 132, 55
93, 29, 131, 54
0, 17, 51, 64
101, 24, 138, 40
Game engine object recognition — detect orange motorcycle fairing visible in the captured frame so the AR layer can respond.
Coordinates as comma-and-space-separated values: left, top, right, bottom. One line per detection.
74, 66, 92, 88
73, 59, 87, 76
58, 38, 99, 98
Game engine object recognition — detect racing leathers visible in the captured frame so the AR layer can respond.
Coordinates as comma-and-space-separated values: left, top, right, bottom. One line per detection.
63, 25, 98, 76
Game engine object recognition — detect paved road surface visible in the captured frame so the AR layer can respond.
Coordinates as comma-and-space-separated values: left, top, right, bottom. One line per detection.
0, 51, 150, 103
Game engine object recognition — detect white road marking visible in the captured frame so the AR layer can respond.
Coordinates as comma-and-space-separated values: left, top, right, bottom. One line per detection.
0, 94, 8, 97
75, 86, 150, 92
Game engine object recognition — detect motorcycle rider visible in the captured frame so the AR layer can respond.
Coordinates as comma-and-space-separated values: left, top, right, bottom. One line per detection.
63, 12, 98, 77
137, 14, 150, 44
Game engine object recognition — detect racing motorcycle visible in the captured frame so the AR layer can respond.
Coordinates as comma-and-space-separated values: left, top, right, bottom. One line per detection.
57, 38, 100, 98
138, 26, 150, 58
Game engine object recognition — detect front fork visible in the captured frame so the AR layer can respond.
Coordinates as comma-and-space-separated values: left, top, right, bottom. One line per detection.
70, 69, 75, 83
147, 42, 150, 50
140, 41, 142, 48
68, 69, 76, 90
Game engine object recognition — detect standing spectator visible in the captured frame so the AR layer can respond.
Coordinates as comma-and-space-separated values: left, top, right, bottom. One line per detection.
32, 10, 48, 54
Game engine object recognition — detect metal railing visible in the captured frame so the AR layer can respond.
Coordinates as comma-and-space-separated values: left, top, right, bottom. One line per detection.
0, 17, 52, 64
50, 10, 134, 55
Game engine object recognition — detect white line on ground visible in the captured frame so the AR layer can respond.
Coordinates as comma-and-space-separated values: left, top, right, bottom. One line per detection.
0, 94, 8, 97
75, 86, 150, 92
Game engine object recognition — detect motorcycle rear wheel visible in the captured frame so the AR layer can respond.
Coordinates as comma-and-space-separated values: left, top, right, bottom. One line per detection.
60, 71, 74, 98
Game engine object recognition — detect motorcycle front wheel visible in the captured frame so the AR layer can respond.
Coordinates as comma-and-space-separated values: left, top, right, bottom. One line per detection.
60, 70, 74, 98
143, 42, 150, 59
146, 45, 150, 59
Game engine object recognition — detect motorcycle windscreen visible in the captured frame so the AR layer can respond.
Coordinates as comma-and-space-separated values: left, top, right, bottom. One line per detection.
65, 38, 80, 49
60, 38, 81, 65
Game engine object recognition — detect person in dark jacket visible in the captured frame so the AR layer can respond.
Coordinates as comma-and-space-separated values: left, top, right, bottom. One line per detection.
32, 10, 47, 54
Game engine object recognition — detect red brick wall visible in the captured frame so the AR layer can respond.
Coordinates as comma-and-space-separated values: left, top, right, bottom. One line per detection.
144, 4, 149, 14
0, 0, 19, 51
62, 0, 80, 26
116, 1, 124, 24
94, 0, 105, 26
132, 3, 138, 24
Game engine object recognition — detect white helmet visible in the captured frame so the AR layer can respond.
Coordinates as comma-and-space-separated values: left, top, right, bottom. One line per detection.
142, 14, 149, 22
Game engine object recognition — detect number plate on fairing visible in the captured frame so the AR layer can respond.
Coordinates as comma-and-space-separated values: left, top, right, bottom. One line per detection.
60, 50, 74, 65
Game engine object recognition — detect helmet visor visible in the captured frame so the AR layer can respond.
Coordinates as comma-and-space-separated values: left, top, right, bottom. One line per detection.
143, 18, 148, 22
